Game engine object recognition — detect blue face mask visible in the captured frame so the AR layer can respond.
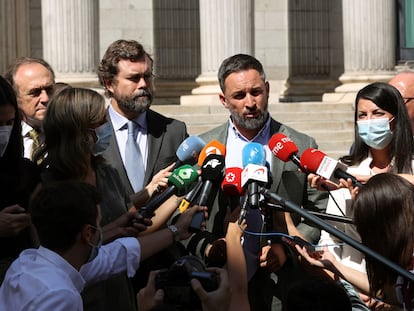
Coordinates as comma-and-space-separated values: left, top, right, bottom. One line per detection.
92, 122, 112, 155
357, 117, 394, 150
0, 125, 12, 157
87, 226, 102, 263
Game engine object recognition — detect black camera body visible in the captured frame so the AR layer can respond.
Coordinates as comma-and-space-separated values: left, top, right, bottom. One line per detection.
155, 255, 218, 309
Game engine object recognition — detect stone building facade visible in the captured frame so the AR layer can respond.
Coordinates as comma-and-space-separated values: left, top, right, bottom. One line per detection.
1, 0, 413, 104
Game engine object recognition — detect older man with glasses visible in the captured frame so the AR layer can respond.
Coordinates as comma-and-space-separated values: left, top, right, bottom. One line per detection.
389, 71, 414, 134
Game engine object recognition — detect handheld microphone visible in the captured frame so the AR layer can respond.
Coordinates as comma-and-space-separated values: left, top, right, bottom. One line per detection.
242, 142, 266, 167
197, 140, 226, 167
300, 148, 363, 188
268, 133, 301, 167
172, 136, 206, 170
241, 143, 268, 209
190, 153, 225, 232
139, 164, 199, 218
178, 179, 203, 213
221, 167, 245, 212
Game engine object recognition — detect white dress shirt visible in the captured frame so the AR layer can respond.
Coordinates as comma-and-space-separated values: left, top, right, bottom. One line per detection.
0, 237, 140, 311
21, 121, 34, 160
319, 154, 414, 273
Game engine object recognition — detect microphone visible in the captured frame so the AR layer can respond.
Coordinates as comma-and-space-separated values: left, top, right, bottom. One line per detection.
221, 167, 245, 212
241, 143, 268, 209
178, 179, 203, 213
197, 140, 226, 167
300, 148, 363, 188
190, 153, 226, 232
139, 164, 199, 218
268, 133, 301, 167
172, 136, 206, 171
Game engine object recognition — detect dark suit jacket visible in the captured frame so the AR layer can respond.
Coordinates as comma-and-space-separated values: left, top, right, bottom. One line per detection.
185, 118, 328, 259
103, 109, 188, 196
103, 108, 188, 293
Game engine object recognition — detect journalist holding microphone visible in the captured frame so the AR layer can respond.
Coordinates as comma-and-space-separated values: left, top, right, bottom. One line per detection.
303, 82, 414, 307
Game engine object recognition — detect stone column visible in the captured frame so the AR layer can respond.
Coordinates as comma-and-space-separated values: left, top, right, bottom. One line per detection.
335, 0, 396, 94
182, 0, 253, 104
0, 0, 30, 74
41, 0, 99, 86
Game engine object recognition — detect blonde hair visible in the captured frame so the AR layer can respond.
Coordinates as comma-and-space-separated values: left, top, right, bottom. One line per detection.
43, 87, 106, 180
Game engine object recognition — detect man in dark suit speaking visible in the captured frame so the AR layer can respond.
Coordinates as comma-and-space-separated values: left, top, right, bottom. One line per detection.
186, 54, 328, 311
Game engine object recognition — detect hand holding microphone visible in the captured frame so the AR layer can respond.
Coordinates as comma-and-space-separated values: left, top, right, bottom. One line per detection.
300, 148, 363, 189
139, 164, 199, 219
267, 133, 363, 189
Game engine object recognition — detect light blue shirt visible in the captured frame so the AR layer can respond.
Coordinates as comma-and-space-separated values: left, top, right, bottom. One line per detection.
224, 116, 272, 280
108, 105, 148, 169
224, 116, 273, 168
0, 237, 140, 311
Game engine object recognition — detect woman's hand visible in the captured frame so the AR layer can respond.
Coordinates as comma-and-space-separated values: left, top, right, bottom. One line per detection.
147, 163, 175, 197
0, 205, 31, 237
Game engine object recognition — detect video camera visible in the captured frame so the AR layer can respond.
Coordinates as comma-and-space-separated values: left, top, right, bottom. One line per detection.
155, 255, 218, 309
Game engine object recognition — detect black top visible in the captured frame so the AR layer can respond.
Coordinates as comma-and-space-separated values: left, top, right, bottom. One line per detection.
0, 157, 40, 281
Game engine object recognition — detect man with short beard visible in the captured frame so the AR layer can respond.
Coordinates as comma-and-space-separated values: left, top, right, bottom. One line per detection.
97, 39, 188, 195
96, 39, 188, 300
188, 54, 328, 311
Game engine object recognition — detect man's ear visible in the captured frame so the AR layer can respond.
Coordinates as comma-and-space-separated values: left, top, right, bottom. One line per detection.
80, 225, 92, 245
219, 93, 228, 109
265, 81, 270, 99
105, 79, 114, 95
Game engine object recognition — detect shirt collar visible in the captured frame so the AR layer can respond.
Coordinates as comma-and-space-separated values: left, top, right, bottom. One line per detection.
21, 121, 33, 137
108, 104, 147, 131
228, 115, 271, 143
37, 246, 85, 292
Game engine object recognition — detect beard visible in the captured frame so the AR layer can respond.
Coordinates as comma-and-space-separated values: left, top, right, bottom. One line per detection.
114, 89, 153, 114
230, 108, 269, 130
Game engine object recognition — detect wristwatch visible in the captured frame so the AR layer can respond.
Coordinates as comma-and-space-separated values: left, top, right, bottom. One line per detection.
168, 225, 180, 241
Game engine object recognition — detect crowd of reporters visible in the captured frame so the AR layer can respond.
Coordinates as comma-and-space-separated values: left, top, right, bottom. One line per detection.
1, 39, 414, 311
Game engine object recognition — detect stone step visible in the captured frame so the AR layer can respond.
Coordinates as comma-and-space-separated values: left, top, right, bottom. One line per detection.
152, 102, 354, 115
184, 119, 354, 134
151, 102, 355, 160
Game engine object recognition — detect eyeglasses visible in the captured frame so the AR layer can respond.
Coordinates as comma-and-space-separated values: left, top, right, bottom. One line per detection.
404, 97, 414, 104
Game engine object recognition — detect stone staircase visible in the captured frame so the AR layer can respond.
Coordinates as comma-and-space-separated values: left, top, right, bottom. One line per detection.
151, 100, 355, 160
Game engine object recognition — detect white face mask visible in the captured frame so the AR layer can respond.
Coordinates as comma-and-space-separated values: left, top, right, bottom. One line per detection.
87, 226, 102, 263
0, 125, 13, 157
357, 117, 394, 150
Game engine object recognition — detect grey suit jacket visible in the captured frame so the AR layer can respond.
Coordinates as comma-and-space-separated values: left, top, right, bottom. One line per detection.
185, 118, 328, 259
103, 109, 188, 196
